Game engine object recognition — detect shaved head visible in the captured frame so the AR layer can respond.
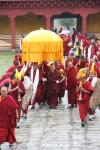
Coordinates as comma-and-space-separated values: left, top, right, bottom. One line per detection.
68, 62, 73, 68
1, 86, 7, 98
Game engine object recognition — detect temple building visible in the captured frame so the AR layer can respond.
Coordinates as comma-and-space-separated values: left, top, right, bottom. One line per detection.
0, 0, 100, 49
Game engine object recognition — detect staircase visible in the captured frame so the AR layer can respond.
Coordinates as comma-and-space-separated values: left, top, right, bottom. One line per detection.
0, 34, 23, 51
0, 34, 11, 51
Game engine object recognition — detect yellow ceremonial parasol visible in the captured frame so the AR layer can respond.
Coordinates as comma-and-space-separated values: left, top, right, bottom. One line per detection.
22, 29, 64, 64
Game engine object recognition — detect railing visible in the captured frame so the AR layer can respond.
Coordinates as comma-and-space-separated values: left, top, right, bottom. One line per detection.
0, 34, 23, 50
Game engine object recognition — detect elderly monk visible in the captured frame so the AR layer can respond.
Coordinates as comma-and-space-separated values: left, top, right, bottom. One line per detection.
0, 86, 18, 147
46, 62, 60, 109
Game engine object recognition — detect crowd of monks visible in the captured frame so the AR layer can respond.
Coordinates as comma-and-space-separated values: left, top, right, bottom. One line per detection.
0, 29, 100, 147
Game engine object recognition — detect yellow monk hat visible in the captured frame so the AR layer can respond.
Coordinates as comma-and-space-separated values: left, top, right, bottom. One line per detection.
15, 69, 22, 80
77, 68, 86, 80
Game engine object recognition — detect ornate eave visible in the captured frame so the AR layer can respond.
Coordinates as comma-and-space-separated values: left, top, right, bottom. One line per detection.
0, 0, 100, 9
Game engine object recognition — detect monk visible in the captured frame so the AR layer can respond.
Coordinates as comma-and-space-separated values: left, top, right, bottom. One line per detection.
9, 75, 25, 127
55, 60, 65, 71
46, 62, 60, 109
72, 28, 78, 44
30, 63, 44, 109
13, 53, 22, 65
76, 56, 87, 71
0, 86, 18, 147
77, 71, 94, 127
65, 53, 78, 68
82, 36, 90, 59
58, 69, 66, 103
88, 39, 98, 62
66, 62, 77, 108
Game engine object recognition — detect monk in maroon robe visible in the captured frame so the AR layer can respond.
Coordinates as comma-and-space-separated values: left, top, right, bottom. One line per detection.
55, 60, 65, 71
13, 53, 22, 65
55, 61, 66, 103
66, 62, 78, 108
82, 36, 90, 59
76, 56, 87, 71
60, 34, 71, 56
46, 63, 60, 109
65, 54, 78, 68
90, 43, 98, 59
9, 77, 25, 124
0, 86, 18, 146
77, 76, 94, 127
40, 62, 49, 104
58, 69, 66, 103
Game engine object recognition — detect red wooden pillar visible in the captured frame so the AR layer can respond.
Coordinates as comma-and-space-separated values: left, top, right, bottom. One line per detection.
9, 16, 16, 49
82, 15, 87, 33
45, 16, 51, 30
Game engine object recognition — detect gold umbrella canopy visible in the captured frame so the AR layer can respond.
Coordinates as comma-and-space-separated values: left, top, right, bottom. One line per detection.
22, 29, 64, 64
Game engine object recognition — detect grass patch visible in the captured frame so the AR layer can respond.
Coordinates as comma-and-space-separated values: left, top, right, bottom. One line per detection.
0, 51, 15, 77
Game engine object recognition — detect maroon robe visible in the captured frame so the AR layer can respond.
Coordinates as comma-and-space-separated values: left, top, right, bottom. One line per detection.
6, 65, 16, 73
65, 56, 78, 68
59, 76, 66, 98
66, 66, 77, 106
64, 36, 72, 56
57, 63, 65, 71
56, 64, 66, 99
60, 34, 71, 56
0, 72, 12, 83
10, 80, 18, 102
77, 81, 94, 122
0, 95, 17, 144
90, 44, 98, 59
83, 38, 90, 59
16, 64, 23, 72
76, 57, 87, 70
46, 70, 60, 108
10, 80, 25, 120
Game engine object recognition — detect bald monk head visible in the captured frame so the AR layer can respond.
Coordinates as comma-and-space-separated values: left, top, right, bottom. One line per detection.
0, 86, 8, 98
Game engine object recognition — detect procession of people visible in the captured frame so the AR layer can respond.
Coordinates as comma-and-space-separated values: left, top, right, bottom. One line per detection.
0, 28, 100, 148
